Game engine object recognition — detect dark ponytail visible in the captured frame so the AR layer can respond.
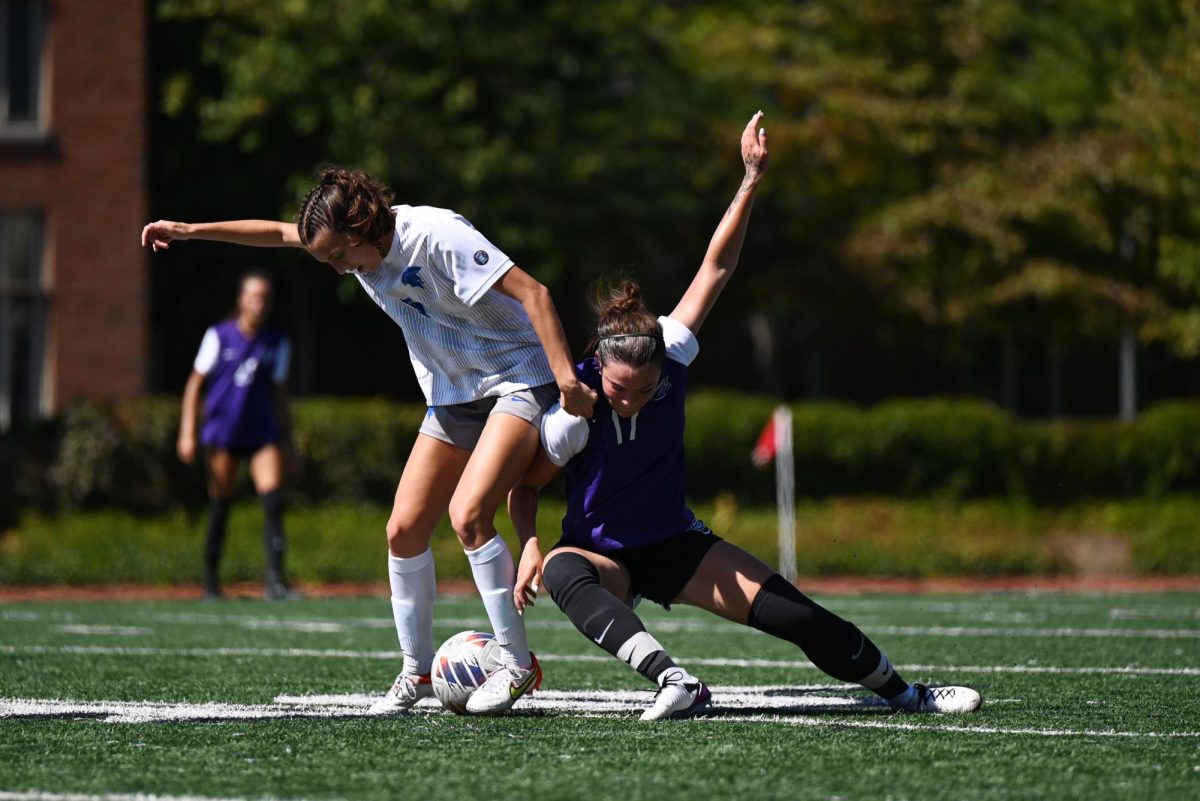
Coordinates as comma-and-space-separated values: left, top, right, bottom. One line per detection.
296, 167, 396, 248
588, 279, 665, 369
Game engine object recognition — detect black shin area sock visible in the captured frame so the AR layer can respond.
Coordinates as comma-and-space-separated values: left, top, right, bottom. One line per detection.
748, 574, 909, 698
205, 498, 232, 589
542, 552, 675, 683
260, 489, 286, 582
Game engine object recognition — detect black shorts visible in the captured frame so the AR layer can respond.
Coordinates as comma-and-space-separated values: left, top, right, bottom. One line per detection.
607, 521, 722, 609
204, 439, 277, 459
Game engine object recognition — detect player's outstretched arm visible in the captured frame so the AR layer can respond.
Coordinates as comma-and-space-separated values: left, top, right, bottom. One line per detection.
508, 448, 562, 612
668, 111, 770, 335
141, 219, 303, 252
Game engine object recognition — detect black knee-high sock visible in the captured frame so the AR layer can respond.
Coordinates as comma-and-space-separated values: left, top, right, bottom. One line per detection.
542, 552, 676, 683
205, 498, 232, 589
748, 575, 909, 699
260, 489, 286, 582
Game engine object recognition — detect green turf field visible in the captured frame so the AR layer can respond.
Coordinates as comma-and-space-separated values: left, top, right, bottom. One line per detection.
1, 591, 1198, 801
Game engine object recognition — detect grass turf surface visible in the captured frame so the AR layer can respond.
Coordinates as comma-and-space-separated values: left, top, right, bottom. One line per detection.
1, 592, 1198, 801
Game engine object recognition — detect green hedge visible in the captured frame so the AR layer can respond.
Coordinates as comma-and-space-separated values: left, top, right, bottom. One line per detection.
4, 497, 1199, 586
4, 393, 1200, 514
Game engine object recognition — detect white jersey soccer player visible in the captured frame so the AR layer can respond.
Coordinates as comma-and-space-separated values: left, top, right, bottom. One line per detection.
509, 113, 983, 720
144, 167, 597, 715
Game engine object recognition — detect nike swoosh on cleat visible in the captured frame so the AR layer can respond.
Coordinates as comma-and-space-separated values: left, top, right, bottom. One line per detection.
594, 619, 615, 645
508, 669, 538, 700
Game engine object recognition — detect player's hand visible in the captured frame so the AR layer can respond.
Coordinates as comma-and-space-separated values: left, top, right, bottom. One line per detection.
742, 111, 770, 182
142, 220, 191, 252
514, 537, 544, 614
559, 379, 597, 418
177, 434, 196, 465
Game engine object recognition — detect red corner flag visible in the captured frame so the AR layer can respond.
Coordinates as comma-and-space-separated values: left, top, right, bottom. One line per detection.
752, 414, 777, 467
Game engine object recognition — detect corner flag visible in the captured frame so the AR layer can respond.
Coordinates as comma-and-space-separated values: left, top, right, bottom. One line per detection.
752, 405, 796, 582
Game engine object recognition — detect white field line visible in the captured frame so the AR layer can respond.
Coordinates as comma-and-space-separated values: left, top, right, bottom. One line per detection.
0, 792, 305, 801
2, 643, 1197, 677
2, 692, 1195, 739
56, 625, 154, 637
7, 610, 1200, 639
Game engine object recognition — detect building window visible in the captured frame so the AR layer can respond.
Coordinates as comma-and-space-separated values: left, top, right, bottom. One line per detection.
0, 213, 48, 430
0, 0, 45, 133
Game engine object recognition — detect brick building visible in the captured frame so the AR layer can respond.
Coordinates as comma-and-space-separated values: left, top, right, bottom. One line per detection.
0, 0, 147, 429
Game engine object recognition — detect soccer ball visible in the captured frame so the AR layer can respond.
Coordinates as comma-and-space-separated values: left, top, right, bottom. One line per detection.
431, 630, 502, 714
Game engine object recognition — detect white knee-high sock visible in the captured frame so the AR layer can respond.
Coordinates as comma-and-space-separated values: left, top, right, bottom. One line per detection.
388, 549, 436, 677
464, 535, 531, 669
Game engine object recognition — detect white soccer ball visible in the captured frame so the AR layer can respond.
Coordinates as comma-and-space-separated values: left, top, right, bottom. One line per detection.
431, 630, 502, 714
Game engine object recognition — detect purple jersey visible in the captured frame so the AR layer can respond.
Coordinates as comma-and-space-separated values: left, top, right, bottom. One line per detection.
195, 320, 288, 451
549, 317, 700, 552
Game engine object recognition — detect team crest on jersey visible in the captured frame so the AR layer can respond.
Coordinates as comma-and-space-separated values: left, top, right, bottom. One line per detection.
473, 250, 489, 266
401, 265, 425, 289
653, 375, 672, 401
221, 347, 236, 362
400, 297, 430, 318
233, 357, 260, 387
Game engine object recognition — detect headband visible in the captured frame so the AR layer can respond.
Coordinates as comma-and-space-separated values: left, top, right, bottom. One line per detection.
598, 333, 664, 343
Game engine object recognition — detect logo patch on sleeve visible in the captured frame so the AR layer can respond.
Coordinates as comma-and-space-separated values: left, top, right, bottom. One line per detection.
473, 250, 489, 266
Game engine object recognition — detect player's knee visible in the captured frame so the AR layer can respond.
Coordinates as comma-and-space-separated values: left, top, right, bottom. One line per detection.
542, 551, 599, 608
385, 517, 417, 556
447, 496, 493, 549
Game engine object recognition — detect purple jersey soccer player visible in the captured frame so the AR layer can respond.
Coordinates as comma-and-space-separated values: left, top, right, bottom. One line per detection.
509, 113, 983, 720
179, 271, 300, 600
195, 320, 288, 454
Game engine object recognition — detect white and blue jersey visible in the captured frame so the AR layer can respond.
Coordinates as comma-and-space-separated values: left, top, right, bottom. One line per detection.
351, 205, 556, 406
540, 316, 700, 552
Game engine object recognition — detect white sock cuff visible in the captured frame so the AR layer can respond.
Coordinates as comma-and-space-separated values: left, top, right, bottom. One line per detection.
858, 653, 895, 691
615, 631, 666, 669
388, 548, 434, 576
463, 535, 506, 564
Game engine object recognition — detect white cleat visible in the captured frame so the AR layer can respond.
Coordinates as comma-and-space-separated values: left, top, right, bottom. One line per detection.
464, 654, 543, 715
368, 672, 434, 715
903, 683, 982, 714
640, 668, 712, 721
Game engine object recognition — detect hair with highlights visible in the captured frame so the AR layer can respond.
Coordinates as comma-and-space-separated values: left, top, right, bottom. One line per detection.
588, 279, 665, 369
296, 167, 396, 248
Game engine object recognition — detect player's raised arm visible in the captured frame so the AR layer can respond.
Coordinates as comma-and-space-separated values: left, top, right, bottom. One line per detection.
668, 111, 770, 335
141, 219, 303, 252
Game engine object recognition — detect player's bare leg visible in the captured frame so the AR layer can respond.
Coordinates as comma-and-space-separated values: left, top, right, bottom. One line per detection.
450, 413, 545, 714
371, 434, 470, 715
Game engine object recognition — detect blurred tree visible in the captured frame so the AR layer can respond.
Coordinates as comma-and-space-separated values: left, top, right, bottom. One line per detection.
148, 0, 1200, 412
154, 0, 740, 354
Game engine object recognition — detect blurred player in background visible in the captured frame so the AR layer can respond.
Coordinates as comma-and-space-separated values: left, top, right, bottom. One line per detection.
144, 170, 595, 714
178, 270, 301, 600
509, 113, 983, 720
